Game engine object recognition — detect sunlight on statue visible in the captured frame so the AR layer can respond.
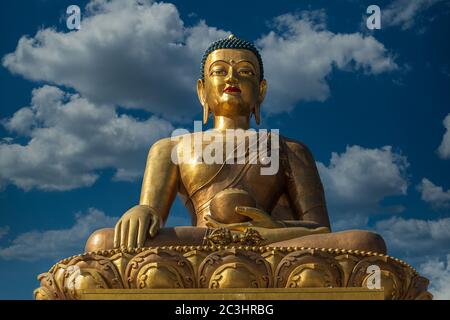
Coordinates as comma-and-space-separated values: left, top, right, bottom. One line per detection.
85, 35, 387, 254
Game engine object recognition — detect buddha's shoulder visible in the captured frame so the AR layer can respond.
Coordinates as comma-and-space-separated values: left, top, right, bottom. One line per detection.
279, 135, 313, 155
149, 133, 199, 150
148, 136, 179, 153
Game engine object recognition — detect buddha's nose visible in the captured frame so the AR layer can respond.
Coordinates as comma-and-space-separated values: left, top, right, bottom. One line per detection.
225, 68, 239, 85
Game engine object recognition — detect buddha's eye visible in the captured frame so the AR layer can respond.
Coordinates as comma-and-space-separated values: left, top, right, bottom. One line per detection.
238, 68, 255, 76
210, 69, 227, 76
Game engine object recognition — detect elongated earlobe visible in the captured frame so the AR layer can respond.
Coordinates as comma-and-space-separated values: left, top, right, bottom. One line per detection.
197, 79, 209, 124
253, 104, 261, 125
254, 79, 266, 125
203, 104, 210, 125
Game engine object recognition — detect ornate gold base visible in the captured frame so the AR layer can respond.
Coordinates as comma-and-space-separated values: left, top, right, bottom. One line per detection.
34, 246, 432, 300
80, 288, 385, 300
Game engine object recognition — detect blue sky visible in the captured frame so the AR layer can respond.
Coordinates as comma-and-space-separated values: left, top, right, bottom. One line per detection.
0, 0, 449, 299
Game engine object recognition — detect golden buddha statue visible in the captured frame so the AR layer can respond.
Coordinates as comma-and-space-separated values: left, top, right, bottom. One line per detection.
35, 35, 432, 300
85, 35, 386, 254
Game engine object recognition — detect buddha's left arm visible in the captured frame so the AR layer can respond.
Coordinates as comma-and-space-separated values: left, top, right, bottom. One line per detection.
282, 137, 332, 231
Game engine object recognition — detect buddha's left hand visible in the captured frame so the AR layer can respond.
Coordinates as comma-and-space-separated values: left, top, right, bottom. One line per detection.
205, 206, 285, 232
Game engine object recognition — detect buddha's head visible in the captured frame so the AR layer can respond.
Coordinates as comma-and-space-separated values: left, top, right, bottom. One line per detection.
197, 35, 267, 126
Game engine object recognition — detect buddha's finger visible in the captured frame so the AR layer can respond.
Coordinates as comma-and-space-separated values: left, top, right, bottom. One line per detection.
205, 215, 253, 231
114, 221, 121, 248
121, 219, 129, 248
205, 219, 224, 229
224, 222, 252, 232
128, 219, 138, 248
205, 221, 217, 228
137, 217, 150, 247
235, 206, 270, 221
204, 215, 224, 228
149, 215, 160, 238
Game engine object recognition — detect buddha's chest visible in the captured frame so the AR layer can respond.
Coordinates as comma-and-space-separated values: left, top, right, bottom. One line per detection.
178, 153, 286, 210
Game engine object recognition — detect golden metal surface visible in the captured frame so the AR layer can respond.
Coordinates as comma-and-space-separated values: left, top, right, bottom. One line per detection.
79, 287, 385, 300
34, 246, 432, 300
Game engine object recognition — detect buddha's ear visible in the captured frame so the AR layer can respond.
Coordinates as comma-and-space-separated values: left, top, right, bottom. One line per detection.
197, 79, 209, 125
254, 79, 267, 125
258, 79, 267, 103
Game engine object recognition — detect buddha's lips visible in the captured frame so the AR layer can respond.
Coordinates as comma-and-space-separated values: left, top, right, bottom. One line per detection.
224, 86, 241, 93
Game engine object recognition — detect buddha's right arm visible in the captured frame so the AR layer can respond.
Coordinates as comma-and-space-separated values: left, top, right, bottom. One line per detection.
139, 138, 179, 223
114, 138, 179, 248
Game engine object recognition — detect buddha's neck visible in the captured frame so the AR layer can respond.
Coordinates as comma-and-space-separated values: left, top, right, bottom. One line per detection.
213, 115, 250, 130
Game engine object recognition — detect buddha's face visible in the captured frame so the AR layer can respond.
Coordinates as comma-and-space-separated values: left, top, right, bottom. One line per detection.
197, 49, 267, 120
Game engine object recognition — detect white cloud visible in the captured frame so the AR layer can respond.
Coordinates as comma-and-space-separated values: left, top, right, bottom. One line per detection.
0, 226, 10, 240
317, 145, 409, 229
419, 254, 450, 300
0, 85, 173, 191
437, 113, 450, 159
382, 0, 444, 30
0, 208, 117, 261
257, 11, 398, 113
2, 3, 397, 119
375, 216, 450, 260
2, 0, 227, 122
2, 108, 35, 136
417, 178, 450, 209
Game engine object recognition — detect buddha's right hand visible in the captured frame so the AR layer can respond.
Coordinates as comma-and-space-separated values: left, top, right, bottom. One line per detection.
113, 205, 160, 248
